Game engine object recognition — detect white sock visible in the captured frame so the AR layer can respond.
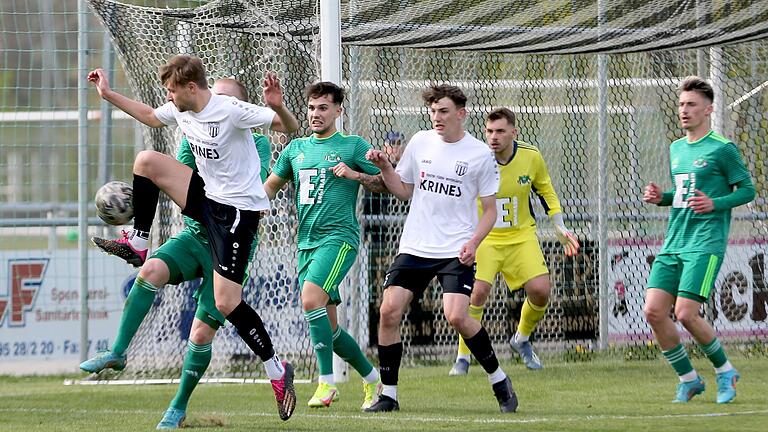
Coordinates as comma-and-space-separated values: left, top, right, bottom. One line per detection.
319, 374, 335, 386
381, 384, 397, 400
128, 229, 148, 251
456, 354, 470, 362
715, 361, 734, 374
679, 370, 698, 382
513, 331, 529, 344
264, 355, 285, 381
362, 368, 380, 384
488, 367, 507, 385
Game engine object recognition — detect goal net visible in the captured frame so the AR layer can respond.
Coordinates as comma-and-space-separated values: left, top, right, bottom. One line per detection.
86, 0, 768, 382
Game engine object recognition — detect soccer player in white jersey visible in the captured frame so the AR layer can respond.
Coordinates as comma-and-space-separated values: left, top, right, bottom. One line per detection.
86, 55, 299, 420
448, 108, 580, 375
364, 84, 518, 413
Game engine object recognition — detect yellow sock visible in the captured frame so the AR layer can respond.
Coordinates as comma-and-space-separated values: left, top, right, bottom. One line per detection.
517, 298, 547, 337
457, 305, 484, 357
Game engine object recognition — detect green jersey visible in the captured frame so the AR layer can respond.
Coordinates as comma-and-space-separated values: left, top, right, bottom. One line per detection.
661, 131, 751, 255
178, 133, 271, 242
272, 132, 380, 250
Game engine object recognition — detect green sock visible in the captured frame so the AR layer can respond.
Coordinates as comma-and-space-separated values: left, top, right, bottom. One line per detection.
332, 326, 374, 378
112, 277, 158, 355
662, 343, 694, 377
170, 341, 212, 411
304, 308, 334, 376
700, 338, 728, 368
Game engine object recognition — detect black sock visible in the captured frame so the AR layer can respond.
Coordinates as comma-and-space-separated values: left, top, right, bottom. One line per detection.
463, 327, 499, 373
378, 342, 403, 386
132, 174, 160, 234
226, 300, 275, 361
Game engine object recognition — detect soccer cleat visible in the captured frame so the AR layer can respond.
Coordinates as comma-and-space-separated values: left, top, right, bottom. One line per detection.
363, 394, 400, 412
361, 379, 382, 410
92, 231, 147, 267
492, 377, 518, 413
673, 376, 706, 403
79, 350, 127, 373
307, 382, 339, 408
448, 358, 470, 376
156, 407, 186, 429
716, 369, 740, 404
510, 338, 543, 370
270, 361, 297, 421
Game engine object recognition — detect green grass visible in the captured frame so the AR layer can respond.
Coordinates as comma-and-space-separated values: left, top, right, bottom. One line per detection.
1, 358, 767, 431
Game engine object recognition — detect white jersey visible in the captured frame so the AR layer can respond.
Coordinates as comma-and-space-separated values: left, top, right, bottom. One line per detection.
396, 130, 499, 258
154, 94, 275, 210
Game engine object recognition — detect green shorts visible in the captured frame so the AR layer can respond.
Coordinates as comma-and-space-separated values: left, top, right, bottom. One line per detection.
646, 252, 723, 302
151, 229, 223, 329
298, 241, 356, 306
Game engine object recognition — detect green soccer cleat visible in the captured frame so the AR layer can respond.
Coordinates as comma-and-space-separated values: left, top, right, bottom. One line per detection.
307, 382, 339, 408
79, 350, 127, 373
673, 376, 705, 403
448, 358, 470, 376
361, 379, 382, 410
716, 369, 740, 404
156, 408, 186, 429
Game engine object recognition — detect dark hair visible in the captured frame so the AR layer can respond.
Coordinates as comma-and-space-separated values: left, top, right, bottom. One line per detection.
678, 76, 714, 103
422, 84, 467, 108
486, 108, 516, 127
159, 54, 208, 89
214, 78, 248, 101
306, 81, 345, 104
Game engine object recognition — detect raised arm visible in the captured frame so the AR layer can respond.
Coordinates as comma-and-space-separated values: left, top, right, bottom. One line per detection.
365, 149, 413, 200
262, 72, 299, 134
87, 68, 164, 128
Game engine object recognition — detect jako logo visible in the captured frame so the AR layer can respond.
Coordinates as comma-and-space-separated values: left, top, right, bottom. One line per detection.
0, 259, 49, 327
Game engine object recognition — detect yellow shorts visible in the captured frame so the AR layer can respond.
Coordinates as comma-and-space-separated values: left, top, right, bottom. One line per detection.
475, 236, 549, 291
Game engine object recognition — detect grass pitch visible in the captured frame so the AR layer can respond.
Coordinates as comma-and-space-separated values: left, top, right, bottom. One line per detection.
1, 358, 766, 431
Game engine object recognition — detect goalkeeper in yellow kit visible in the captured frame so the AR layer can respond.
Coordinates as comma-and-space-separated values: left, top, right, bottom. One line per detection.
449, 108, 579, 373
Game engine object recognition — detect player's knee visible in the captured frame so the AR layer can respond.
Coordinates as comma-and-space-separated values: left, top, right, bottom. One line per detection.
133, 150, 161, 177
643, 303, 666, 326
215, 298, 237, 317
137, 258, 169, 286
674, 307, 699, 327
189, 326, 216, 345
445, 311, 465, 329
471, 286, 490, 305
378, 303, 402, 329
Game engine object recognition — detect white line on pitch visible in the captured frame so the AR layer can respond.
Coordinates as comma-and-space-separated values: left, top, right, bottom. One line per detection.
0, 407, 766, 424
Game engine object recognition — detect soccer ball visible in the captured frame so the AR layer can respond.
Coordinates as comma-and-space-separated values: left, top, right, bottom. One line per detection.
95, 181, 134, 225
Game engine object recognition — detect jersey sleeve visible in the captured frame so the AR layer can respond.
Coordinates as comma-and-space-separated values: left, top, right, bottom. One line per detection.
253, 134, 272, 183
395, 136, 416, 184
353, 137, 381, 175
531, 151, 562, 216
176, 135, 196, 170
719, 142, 752, 185
477, 149, 499, 197
271, 142, 294, 180
232, 99, 275, 131
154, 102, 178, 126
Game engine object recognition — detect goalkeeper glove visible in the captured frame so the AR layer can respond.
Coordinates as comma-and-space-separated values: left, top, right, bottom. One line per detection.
551, 213, 580, 257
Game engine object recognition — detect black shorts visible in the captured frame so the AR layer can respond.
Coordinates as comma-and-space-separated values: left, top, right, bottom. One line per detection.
383, 253, 475, 297
182, 171, 260, 284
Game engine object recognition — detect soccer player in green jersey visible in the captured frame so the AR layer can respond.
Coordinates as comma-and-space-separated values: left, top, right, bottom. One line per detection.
80, 78, 296, 427
643, 76, 755, 404
264, 81, 386, 410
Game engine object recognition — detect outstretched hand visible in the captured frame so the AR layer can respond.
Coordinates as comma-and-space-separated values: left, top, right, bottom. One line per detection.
262, 72, 284, 109
366, 149, 393, 171
87, 68, 111, 99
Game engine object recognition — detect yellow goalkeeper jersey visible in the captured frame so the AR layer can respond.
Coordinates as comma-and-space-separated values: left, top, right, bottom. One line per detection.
481, 140, 562, 245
